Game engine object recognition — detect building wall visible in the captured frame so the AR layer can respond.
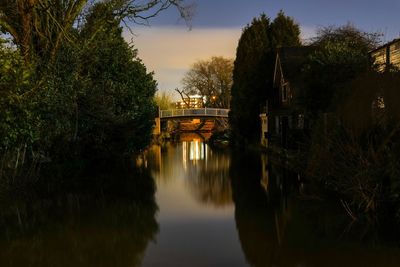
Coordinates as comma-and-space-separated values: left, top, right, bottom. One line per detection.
389, 41, 400, 67
371, 39, 400, 71
371, 48, 387, 72
176, 96, 204, 109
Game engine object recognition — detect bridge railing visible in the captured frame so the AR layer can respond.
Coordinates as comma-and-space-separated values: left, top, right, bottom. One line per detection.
160, 108, 229, 118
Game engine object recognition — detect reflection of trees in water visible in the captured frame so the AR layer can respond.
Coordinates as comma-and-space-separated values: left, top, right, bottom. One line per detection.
187, 152, 232, 207
186, 149, 232, 207
231, 151, 400, 267
230, 151, 277, 267
0, 160, 158, 267
148, 140, 233, 207
145, 142, 179, 184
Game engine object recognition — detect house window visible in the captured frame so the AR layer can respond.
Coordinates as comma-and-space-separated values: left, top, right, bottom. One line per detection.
298, 114, 304, 129
377, 96, 385, 109
372, 96, 385, 109
282, 84, 288, 102
275, 117, 280, 134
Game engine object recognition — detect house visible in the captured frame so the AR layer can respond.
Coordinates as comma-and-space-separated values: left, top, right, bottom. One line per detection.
266, 46, 314, 148
367, 39, 400, 126
370, 38, 400, 72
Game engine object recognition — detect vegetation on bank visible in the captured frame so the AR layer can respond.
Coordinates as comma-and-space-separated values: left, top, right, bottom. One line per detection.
293, 25, 400, 223
1, 0, 400, 230
229, 13, 400, 224
0, 0, 192, 185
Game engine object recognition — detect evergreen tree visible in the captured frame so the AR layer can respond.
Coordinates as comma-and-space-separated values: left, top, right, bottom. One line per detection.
270, 10, 301, 48
229, 12, 301, 145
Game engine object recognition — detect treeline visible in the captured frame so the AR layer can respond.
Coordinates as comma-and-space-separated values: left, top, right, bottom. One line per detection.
230, 12, 400, 223
0, 1, 191, 184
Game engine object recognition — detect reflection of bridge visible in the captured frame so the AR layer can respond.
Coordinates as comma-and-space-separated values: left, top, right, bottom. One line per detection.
160, 108, 229, 119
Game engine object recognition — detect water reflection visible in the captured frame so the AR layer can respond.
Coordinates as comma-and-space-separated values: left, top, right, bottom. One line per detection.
230, 150, 400, 267
145, 138, 400, 266
183, 139, 206, 161
141, 137, 243, 266
186, 144, 231, 207
230, 150, 276, 267
6, 140, 400, 266
0, 160, 158, 267
147, 135, 232, 208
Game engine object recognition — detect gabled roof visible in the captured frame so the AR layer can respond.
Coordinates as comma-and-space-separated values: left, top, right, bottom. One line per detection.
273, 46, 315, 87
369, 38, 400, 54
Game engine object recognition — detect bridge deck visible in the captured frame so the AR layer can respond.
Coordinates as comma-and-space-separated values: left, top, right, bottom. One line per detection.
160, 108, 229, 119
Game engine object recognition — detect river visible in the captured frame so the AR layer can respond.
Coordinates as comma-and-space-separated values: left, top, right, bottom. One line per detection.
1, 136, 400, 266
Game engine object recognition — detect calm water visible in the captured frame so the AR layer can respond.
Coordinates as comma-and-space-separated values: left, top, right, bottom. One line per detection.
1, 136, 400, 266
140, 139, 400, 267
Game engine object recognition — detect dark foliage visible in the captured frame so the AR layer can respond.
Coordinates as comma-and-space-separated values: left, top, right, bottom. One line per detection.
229, 12, 301, 146
301, 24, 381, 116
0, 2, 159, 184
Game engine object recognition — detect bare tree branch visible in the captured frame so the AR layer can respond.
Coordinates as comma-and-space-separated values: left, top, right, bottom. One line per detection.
181, 56, 233, 108
175, 88, 191, 108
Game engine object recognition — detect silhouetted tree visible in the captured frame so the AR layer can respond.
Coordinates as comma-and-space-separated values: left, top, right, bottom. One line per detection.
229, 12, 301, 145
1, 0, 188, 178
0, 0, 193, 64
74, 3, 158, 154
301, 24, 380, 116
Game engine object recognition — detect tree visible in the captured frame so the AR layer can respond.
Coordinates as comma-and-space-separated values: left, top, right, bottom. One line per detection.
155, 91, 175, 110
0, 0, 193, 64
301, 24, 381, 115
0, 0, 87, 64
270, 10, 301, 48
0, 38, 37, 151
1, 0, 166, 162
0, 0, 193, 105
0, 0, 193, 154
180, 56, 233, 108
229, 12, 301, 145
74, 3, 158, 154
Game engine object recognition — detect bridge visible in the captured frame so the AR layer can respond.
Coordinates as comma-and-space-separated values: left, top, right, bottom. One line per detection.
159, 108, 229, 119
154, 108, 229, 135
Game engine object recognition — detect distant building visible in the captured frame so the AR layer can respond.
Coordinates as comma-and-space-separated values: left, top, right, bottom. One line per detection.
370, 38, 400, 71
176, 95, 205, 109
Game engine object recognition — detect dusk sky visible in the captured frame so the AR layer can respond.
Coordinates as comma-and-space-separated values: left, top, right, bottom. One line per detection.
125, 0, 400, 99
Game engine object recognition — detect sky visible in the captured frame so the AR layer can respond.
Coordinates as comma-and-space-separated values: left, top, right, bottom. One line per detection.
124, 0, 400, 99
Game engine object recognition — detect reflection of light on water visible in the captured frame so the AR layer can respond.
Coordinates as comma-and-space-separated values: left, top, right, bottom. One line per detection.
182, 142, 187, 170
260, 154, 269, 193
182, 139, 209, 169
135, 154, 147, 168
189, 139, 204, 161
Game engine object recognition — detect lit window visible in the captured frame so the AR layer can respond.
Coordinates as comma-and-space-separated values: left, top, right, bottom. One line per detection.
376, 96, 385, 109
